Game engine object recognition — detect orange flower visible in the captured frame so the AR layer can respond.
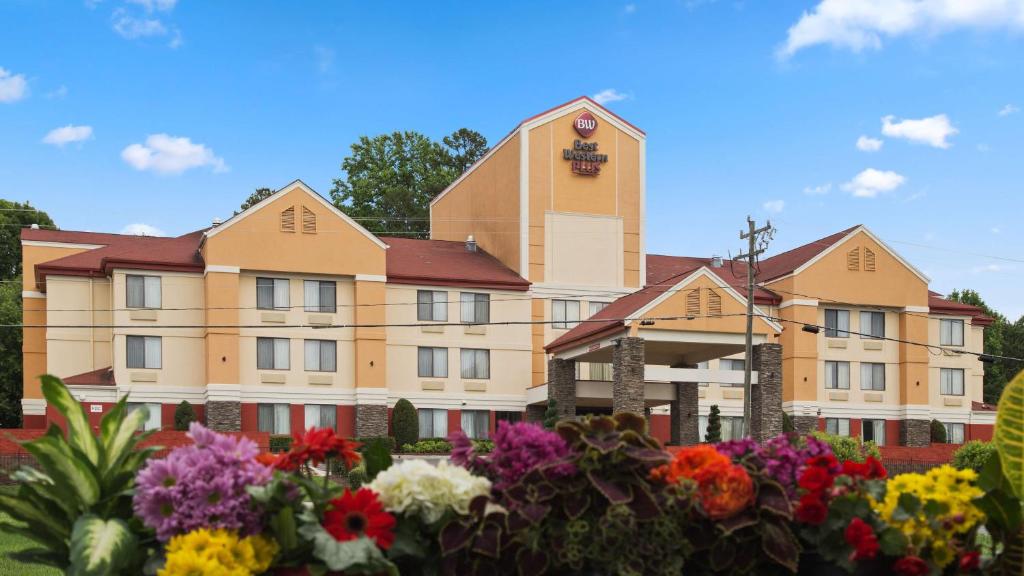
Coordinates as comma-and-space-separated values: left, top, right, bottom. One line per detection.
693, 460, 755, 519
651, 445, 731, 484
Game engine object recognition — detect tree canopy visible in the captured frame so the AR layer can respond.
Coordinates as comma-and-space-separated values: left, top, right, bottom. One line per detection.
329, 129, 488, 239
1, 199, 56, 279
948, 288, 1024, 403
236, 187, 274, 215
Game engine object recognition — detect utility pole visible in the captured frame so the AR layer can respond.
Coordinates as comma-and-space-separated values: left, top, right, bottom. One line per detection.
737, 216, 774, 438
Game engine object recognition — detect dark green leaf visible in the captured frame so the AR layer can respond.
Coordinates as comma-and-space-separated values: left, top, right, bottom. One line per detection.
760, 520, 800, 573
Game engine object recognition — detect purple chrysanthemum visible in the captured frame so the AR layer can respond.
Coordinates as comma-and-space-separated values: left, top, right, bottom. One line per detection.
134, 422, 271, 541
451, 421, 575, 490
716, 433, 835, 498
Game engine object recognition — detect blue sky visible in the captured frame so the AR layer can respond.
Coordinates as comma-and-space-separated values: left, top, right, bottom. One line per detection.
1, 1, 1022, 318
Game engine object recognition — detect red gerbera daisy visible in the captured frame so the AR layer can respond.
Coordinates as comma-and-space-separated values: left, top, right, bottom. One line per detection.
323, 488, 396, 550
284, 427, 362, 470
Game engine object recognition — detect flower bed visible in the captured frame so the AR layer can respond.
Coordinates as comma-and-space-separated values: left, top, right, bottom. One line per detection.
1, 372, 1023, 575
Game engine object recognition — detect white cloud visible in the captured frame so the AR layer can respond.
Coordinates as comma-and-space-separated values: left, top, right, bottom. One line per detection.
120, 223, 166, 236
112, 9, 167, 39
991, 226, 1001, 234
881, 114, 957, 148
624, 3, 636, 14
121, 134, 228, 175
841, 168, 906, 198
42, 125, 94, 147
999, 104, 1020, 116
45, 85, 68, 99
971, 263, 1012, 275
168, 28, 183, 49
856, 135, 883, 152
977, 143, 991, 152
778, 0, 1024, 59
762, 200, 785, 213
803, 182, 832, 195
592, 88, 630, 105
0, 67, 28, 103
126, 0, 177, 11
314, 45, 335, 74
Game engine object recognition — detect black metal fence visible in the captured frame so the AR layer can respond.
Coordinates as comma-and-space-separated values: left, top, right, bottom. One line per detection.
0, 454, 35, 484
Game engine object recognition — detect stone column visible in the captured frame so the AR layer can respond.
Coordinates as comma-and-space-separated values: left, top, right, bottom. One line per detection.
206, 401, 241, 432
792, 416, 819, 435
670, 382, 700, 445
612, 337, 645, 415
355, 404, 388, 438
899, 420, 931, 447
547, 358, 577, 421
750, 343, 783, 441
526, 404, 546, 423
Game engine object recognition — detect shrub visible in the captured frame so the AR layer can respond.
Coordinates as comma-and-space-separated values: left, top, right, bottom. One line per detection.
543, 397, 558, 429
401, 439, 452, 454
269, 435, 292, 453
173, 400, 197, 431
930, 419, 948, 443
472, 439, 494, 454
705, 404, 722, 443
810, 431, 881, 463
952, 440, 997, 473
391, 398, 419, 448
353, 436, 397, 454
782, 411, 795, 433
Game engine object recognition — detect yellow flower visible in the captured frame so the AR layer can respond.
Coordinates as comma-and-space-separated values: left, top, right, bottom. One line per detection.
160, 529, 278, 576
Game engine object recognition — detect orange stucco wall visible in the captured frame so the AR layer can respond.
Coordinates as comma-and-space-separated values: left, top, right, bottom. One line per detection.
642, 274, 776, 336
205, 271, 240, 384
354, 280, 386, 388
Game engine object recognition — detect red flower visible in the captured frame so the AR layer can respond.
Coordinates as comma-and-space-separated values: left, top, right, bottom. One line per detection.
280, 427, 362, 471
798, 465, 834, 493
959, 551, 980, 572
795, 492, 828, 525
806, 454, 839, 472
844, 518, 879, 560
893, 556, 930, 576
841, 460, 868, 478
324, 488, 396, 550
693, 461, 755, 520
864, 456, 887, 479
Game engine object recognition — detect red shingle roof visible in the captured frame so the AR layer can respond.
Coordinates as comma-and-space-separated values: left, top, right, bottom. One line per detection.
63, 366, 116, 386
646, 255, 780, 305
21, 228, 140, 246
381, 237, 530, 291
755, 225, 861, 282
928, 291, 993, 326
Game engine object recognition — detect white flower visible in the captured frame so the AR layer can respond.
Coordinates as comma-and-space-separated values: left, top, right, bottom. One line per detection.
367, 459, 492, 524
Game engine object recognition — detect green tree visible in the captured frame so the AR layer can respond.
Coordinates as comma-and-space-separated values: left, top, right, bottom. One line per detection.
1, 199, 56, 279
543, 398, 559, 430
174, 400, 197, 431
0, 277, 22, 427
930, 419, 948, 444
329, 129, 488, 238
391, 398, 419, 447
948, 288, 1024, 403
235, 187, 274, 215
705, 405, 722, 443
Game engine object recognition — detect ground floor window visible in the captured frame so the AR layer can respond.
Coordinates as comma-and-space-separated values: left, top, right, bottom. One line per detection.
127, 402, 162, 431
862, 418, 885, 445
944, 422, 965, 444
461, 410, 490, 439
699, 415, 709, 440
258, 403, 291, 434
825, 417, 850, 436
304, 404, 336, 431
720, 416, 745, 441
418, 408, 448, 439
494, 411, 522, 425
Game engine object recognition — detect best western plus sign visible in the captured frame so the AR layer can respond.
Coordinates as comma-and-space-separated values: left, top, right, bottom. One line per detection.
563, 111, 609, 176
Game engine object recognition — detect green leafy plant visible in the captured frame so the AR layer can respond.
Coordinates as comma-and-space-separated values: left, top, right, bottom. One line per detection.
362, 437, 394, 483
995, 369, 1023, 499
269, 434, 293, 453
353, 436, 397, 454
953, 441, 998, 474
930, 419, 948, 444
172, 400, 196, 431
782, 411, 795, 433
391, 399, 419, 448
542, 397, 558, 430
0, 375, 159, 574
811, 432, 881, 463
400, 439, 452, 454
985, 369, 1024, 574
705, 404, 722, 443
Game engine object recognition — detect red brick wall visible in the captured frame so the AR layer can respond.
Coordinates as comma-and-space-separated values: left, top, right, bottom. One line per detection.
0, 429, 270, 458
649, 413, 670, 444
448, 409, 462, 436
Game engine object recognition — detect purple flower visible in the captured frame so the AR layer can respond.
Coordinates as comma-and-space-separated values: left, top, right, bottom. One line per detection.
451, 422, 575, 490
134, 423, 271, 541
715, 433, 835, 498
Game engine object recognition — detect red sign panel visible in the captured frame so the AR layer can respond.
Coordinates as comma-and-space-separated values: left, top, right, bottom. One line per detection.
573, 111, 598, 138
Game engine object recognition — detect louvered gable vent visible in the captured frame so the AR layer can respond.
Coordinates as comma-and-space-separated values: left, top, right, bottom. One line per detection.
302, 206, 316, 233
280, 206, 296, 232
686, 289, 701, 317
707, 289, 722, 316
864, 248, 876, 271
847, 247, 860, 271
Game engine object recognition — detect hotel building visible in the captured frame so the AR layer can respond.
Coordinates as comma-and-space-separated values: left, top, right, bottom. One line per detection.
20, 97, 994, 446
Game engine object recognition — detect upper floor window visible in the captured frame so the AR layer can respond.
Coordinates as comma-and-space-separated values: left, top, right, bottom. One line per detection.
940, 368, 965, 396
824, 309, 850, 338
860, 362, 885, 391
552, 300, 580, 329
256, 277, 289, 310
304, 280, 336, 313
417, 347, 448, 378
304, 340, 337, 372
417, 290, 447, 322
721, 359, 745, 371
460, 348, 490, 379
126, 336, 161, 369
825, 418, 850, 436
460, 293, 489, 324
589, 362, 612, 381
257, 337, 290, 370
588, 301, 609, 318
127, 402, 162, 431
940, 319, 964, 346
126, 275, 161, 309
825, 360, 850, 390
859, 311, 885, 339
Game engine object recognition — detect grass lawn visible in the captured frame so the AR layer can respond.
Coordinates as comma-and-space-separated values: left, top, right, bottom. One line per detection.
0, 485, 59, 576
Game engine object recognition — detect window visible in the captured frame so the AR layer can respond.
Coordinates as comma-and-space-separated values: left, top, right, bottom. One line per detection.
860, 311, 884, 339
721, 359, 745, 371
552, 300, 580, 329
304, 340, 337, 372
257, 338, 290, 370
461, 410, 490, 439
126, 275, 161, 309
495, 411, 522, 425
126, 336, 161, 369
418, 408, 448, 438
417, 290, 447, 321
697, 361, 709, 387
589, 363, 612, 381
944, 422, 965, 444
127, 402, 162, 431
588, 301, 609, 318
304, 280, 336, 313
258, 403, 291, 434
461, 349, 490, 379
940, 368, 965, 395
699, 415, 709, 440
860, 363, 886, 391
460, 293, 489, 324
721, 416, 745, 441
825, 418, 850, 436
304, 404, 336, 431
417, 347, 448, 378
825, 309, 850, 338
825, 361, 850, 390
256, 278, 289, 310
862, 419, 885, 445
940, 319, 965, 346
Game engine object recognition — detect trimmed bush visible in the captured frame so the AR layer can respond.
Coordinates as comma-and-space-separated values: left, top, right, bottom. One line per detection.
930, 419, 948, 443
472, 439, 495, 454
810, 431, 881, 463
705, 405, 722, 443
269, 435, 292, 453
391, 398, 419, 448
173, 401, 197, 431
952, 440, 997, 473
401, 439, 452, 454
782, 412, 795, 433
543, 397, 558, 430
353, 436, 397, 454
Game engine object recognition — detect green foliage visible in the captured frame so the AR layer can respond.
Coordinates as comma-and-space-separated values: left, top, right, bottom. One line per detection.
0, 199, 55, 279
329, 129, 488, 238
953, 441, 998, 473
930, 419, 948, 444
542, 397, 558, 430
172, 401, 196, 431
390, 399, 419, 448
400, 439, 452, 454
810, 431, 881, 463
0, 277, 24, 427
361, 438, 393, 483
269, 434, 293, 453
346, 465, 367, 490
995, 369, 1024, 500
782, 411, 795, 433
236, 187, 274, 214
0, 375, 158, 574
948, 289, 1024, 403
973, 452, 1023, 576
705, 405, 722, 443
353, 436, 396, 454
